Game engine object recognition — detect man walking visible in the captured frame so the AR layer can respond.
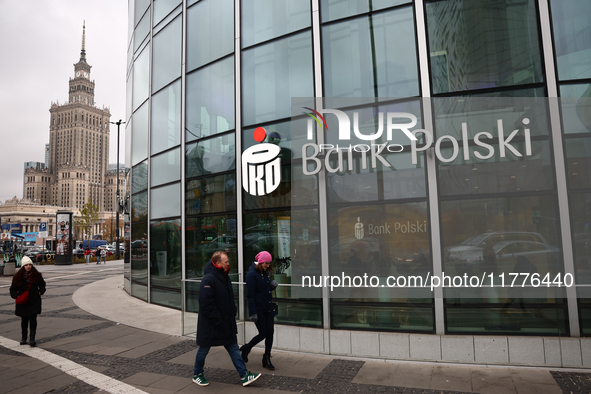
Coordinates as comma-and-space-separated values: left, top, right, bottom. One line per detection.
84, 246, 91, 264
95, 248, 101, 264
193, 251, 261, 387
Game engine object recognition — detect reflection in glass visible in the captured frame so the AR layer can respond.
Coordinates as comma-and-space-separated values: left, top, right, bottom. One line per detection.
320, 0, 410, 22
135, 0, 150, 27
151, 183, 181, 219
565, 138, 591, 189
133, 46, 150, 111
151, 79, 181, 154
243, 163, 318, 210
134, 9, 150, 53
152, 16, 181, 93
243, 118, 311, 161
569, 193, 591, 287
186, 57, 234, 142
132, 192, 148, 223
550, 0, 591, 81
186, 134, 235, 178
154, 0, 180, 26
150, 219, 182, 308
151, 148, 180, 187
242, 0, 310, 48
560, 84, 591, 135
322, 7, 418, 98
186, 215, 238, 279
132, 161, 148, 194
332, 303, 433, 332
131, 221, 148, 301
242, 32, 313, 125
243, 210, 321, 300
186, 174, 237, 215
131, 103, 149, 166
426, 0, 543, 94
186, 0, 233, 71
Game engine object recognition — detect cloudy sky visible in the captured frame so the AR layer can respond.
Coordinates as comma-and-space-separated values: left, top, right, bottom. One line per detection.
0, 0, 128, 202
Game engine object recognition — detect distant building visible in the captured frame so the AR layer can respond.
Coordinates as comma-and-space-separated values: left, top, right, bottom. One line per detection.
23, 24, 124, 214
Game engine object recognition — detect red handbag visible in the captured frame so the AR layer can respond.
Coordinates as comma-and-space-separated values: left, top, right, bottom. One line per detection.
15, 283, 32, 305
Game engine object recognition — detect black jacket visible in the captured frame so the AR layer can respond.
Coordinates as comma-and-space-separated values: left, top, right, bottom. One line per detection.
10, 274, 46, 317
245, 262, 273, 316
196, 260, 238, 347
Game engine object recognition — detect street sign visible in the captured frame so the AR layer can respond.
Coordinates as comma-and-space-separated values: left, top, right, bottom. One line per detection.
38, 231, 48, 238
40, 223, 47, 232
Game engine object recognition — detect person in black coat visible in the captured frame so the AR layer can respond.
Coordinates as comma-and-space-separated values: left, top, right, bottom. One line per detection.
9, 256, 46, 346
192, 251, 262, 387
240, 251, 279, 370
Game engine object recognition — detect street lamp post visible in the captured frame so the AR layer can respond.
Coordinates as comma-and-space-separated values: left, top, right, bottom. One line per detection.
110, 119, 125, 260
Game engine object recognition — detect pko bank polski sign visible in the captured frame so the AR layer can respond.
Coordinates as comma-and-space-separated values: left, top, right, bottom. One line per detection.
301, 107, 533, 175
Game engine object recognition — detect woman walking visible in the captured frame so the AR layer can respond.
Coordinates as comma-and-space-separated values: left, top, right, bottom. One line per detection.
240, 251, 278, 370
9, 256, 46, 346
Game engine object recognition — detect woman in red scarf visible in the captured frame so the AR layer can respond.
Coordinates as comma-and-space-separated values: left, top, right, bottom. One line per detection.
10, 256, 46, 346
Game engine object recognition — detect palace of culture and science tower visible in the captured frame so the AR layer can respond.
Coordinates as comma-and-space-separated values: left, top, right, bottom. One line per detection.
23, 25, 122, 214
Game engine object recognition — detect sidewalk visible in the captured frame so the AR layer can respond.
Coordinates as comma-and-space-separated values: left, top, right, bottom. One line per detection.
0, 261, 590, 393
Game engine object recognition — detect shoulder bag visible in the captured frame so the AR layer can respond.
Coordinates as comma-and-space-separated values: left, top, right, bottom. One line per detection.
15, 282, 32, 305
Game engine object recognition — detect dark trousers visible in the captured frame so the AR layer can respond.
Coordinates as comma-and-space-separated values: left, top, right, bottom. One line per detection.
246, 311, 274, 356
21, 315, 37, 335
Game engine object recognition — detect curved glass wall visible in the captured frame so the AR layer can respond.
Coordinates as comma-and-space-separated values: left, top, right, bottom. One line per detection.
125, 0, 591, 339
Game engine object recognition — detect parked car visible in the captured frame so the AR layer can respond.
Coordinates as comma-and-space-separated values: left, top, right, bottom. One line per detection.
72, 248, 85, 258
27, 249, 55, 263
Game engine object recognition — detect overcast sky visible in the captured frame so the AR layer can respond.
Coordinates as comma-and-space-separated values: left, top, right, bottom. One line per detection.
0, 0, 128, 202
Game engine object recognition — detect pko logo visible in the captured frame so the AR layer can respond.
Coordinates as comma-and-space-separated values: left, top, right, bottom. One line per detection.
242, 127, 281, 196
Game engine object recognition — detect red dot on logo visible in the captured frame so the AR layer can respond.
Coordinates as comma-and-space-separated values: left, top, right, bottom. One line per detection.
253, 127, 266, 143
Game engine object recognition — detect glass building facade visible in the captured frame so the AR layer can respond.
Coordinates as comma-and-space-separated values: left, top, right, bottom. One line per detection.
124, 0, 591, 347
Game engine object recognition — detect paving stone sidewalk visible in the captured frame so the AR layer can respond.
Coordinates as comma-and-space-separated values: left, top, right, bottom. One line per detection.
0, 262, 590, 393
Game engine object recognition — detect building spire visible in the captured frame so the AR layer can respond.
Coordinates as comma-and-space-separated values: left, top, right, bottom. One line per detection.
80, 21, 86, 61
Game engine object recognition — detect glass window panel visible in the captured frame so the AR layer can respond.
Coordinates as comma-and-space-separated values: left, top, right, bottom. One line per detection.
560, 84, 591, 135
242, 0, 311, 47
550, 0, 591, 81
331, 303, 433, 332
151, 79, 181, 154
569, 193, 591, 290
151, 148, 180, 187
426, 0, 543, 94
243, 118, 311, 161
152, 16, 182, 93
242, 32, 313, 126
126, 73, 133, 122
445, 306, 567, 335
154, 0, 181, 26
131, 103, 149, 166
243, 210, 321, 301
135, 0, 150, 26
151, 183, 181, 219
131, 221, 148, 301
134, 10, 151, 53
132, 191, 148, 223
186, 57, 235, 141
186, 174, 237, 215
132, 161, 148, 194
441, 195, 563, 282
186, 215, 238, 279
565, 138, 591, 189
128, 0, 134, 45
243, 163, 319, 209
150, 219, 182, 308
133, 45, 150, 111
322, 7, 419, 98
327, 151, 426, 202
186, 134, 236, 178
320, 0, 410, 22
186, 0, 234, 71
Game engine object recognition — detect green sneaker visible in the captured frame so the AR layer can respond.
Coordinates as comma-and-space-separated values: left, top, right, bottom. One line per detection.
192, 373, 209, 386
241, 371, 261, 387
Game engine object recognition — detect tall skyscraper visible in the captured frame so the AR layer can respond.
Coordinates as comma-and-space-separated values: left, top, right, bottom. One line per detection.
24, 23, 119, 212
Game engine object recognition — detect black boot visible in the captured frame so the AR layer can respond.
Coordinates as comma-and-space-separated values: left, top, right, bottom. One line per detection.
29, 331, 36, 347
262, 354, 275, 370
240, 345, 250, 363
20, 331, 27, 345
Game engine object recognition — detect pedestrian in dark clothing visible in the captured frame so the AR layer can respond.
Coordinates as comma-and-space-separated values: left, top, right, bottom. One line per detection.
95, 248, 101, 264
9, 256, 46, 346
240, 251, 278, 370
192, 251, 262, 387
